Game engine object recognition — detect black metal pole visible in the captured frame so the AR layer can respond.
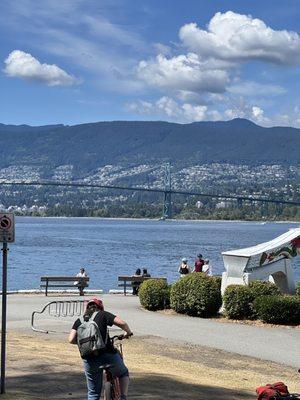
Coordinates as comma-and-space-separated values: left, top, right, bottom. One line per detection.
1, 242, 8, 394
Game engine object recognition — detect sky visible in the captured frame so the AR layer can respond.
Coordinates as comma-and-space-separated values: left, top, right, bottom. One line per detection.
0, 0, 300, 127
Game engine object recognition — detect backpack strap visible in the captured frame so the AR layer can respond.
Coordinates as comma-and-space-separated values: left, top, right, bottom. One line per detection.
104, 329, 109, 345
90, 311, 99, 322
80, 311, 98, 323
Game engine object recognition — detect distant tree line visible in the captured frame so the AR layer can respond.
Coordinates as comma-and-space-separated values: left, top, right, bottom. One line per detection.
12, 201, 299, 221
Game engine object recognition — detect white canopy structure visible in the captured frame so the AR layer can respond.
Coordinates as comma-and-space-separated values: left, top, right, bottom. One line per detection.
221, 228, 300, 294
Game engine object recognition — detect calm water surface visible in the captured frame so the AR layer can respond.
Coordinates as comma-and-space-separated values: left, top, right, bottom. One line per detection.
3, 217, 300, 291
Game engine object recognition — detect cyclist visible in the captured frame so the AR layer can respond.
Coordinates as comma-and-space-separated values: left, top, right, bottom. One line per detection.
68, 297, 133, 400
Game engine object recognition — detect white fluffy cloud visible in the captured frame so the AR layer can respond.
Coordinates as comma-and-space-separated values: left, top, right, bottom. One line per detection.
130, 11, 300, 127
128, 96, 300, 128
225, 103, 269, 125
136, 11, 300, 100
137, 53, 229, 94
4, 50, 76, 86
179, 11, 300, 65
127, 97, 222, 123
251, 106, 264, 119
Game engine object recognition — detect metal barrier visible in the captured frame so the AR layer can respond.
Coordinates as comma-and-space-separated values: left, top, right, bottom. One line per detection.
31, 300, 85, 333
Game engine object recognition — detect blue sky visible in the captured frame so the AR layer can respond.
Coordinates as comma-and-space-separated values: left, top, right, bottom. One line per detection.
0, 0, 300, 127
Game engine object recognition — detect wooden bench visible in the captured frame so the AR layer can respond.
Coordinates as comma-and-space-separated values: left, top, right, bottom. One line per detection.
40, 276, 90, 296
118, 276, 167, 295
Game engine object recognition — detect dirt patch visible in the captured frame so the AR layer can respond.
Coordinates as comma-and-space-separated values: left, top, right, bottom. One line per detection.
3, 331, 300, 399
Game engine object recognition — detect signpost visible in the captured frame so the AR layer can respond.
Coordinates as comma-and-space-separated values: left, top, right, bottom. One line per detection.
0, 213, 14, 395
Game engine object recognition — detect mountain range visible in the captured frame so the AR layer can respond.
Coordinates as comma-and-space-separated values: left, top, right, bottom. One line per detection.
0, 119, 299, 179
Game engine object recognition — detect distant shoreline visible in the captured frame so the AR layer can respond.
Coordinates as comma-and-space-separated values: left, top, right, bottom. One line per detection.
14, 215, 300, 224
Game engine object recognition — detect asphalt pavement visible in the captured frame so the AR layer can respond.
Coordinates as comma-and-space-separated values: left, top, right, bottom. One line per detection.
3, 294, 300, 368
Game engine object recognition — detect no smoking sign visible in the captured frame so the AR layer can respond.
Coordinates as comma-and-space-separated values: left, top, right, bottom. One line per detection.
0, 213, 15, 243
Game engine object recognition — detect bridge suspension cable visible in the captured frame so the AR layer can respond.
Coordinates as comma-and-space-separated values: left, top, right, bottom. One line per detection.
0, 180, 299, 208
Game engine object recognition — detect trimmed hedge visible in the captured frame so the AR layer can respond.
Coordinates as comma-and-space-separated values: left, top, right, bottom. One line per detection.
139, 279, 170, 311
224, 281, 282, 320
170, 273, 222, 317
249, 281, 281, 298
296, 281, 300, 296
249, 281, 281, 318
223, 285, 253, 319
211, 276, 222, 290
254, 295, 300, 325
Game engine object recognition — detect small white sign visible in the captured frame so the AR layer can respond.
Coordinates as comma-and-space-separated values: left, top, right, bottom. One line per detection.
0, 213, 15, 243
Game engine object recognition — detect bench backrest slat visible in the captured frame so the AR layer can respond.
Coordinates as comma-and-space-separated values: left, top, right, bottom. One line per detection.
118, 276, 166, 282
40, 277, 89, 282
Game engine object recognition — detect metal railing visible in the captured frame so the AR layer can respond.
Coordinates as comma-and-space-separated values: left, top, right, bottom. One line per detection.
31, 300, 85, 333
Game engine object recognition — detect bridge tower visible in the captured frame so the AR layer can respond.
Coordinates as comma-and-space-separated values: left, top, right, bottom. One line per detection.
162, 163, 172, 219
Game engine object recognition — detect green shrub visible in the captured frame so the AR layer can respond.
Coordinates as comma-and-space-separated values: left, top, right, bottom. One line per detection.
249, 280, 281, 298
170, 273, 222, 317
296, 281, 300, 296
164, 284, 172, 309
211, 276, 222, 290
248, 281, 281, 318
170, 275, 190, 314
223, 285, 253, 320
254, 295, 300, 325
139, 279, 170, 311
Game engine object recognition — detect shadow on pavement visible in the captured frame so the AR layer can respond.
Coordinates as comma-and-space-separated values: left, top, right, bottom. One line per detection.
5, 365, 253, 400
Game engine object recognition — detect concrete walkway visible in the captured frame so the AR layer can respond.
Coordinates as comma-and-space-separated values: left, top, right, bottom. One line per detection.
4, 294, 300, 368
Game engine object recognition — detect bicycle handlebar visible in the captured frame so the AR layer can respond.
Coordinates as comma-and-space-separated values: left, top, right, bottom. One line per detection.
110, 333, 133, 342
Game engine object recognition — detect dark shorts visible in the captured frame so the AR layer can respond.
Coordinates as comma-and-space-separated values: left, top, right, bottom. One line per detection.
83, 351, 129, 378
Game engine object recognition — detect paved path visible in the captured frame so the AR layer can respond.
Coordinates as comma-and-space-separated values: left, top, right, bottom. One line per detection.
4, 294, 300, 368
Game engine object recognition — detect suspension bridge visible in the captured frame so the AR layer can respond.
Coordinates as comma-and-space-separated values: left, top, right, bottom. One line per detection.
0, 165, 299, 219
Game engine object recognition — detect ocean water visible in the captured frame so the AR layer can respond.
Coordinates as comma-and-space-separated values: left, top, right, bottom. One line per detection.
2, 217, 299, 291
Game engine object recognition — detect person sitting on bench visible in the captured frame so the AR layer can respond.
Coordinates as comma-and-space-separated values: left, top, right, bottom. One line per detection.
142, 268, 151, 277
74, 267, 88, 296
132, 268, 142, 295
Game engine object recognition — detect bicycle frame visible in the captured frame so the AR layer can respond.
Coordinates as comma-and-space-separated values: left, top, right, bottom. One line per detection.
102, 335, 124, 400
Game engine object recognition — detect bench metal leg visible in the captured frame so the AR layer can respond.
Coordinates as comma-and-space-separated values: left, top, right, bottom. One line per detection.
45, 280, 48, 296
124, 281, 127, 296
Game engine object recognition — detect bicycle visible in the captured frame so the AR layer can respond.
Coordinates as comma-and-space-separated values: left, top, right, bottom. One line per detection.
100, 333, 130, 400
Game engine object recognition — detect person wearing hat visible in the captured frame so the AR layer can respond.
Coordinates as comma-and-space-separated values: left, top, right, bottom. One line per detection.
68, 298, 133, 400
178, 258, 190, 277
193, 254, 205, 273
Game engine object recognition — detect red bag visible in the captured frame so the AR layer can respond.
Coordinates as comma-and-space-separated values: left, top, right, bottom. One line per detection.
256, 385, 279, 400
256, 382, 289, 400
273, 382, 289, 396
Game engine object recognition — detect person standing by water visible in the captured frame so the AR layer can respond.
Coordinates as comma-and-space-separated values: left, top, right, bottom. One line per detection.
193, 254, 205, 273
68, 298, 133, 400
178, 258, 190, 277
203, 259, 213, 276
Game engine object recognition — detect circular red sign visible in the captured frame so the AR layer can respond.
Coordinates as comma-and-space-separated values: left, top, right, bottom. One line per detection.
0, 216, 12, 230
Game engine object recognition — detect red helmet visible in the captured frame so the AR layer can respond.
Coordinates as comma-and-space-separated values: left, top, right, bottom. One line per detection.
87, 298, 104, 310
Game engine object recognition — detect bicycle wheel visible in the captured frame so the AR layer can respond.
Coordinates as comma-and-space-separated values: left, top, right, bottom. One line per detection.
111, 377, 121, 400
103, 381, 112, 400
103, 379, 120, 400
